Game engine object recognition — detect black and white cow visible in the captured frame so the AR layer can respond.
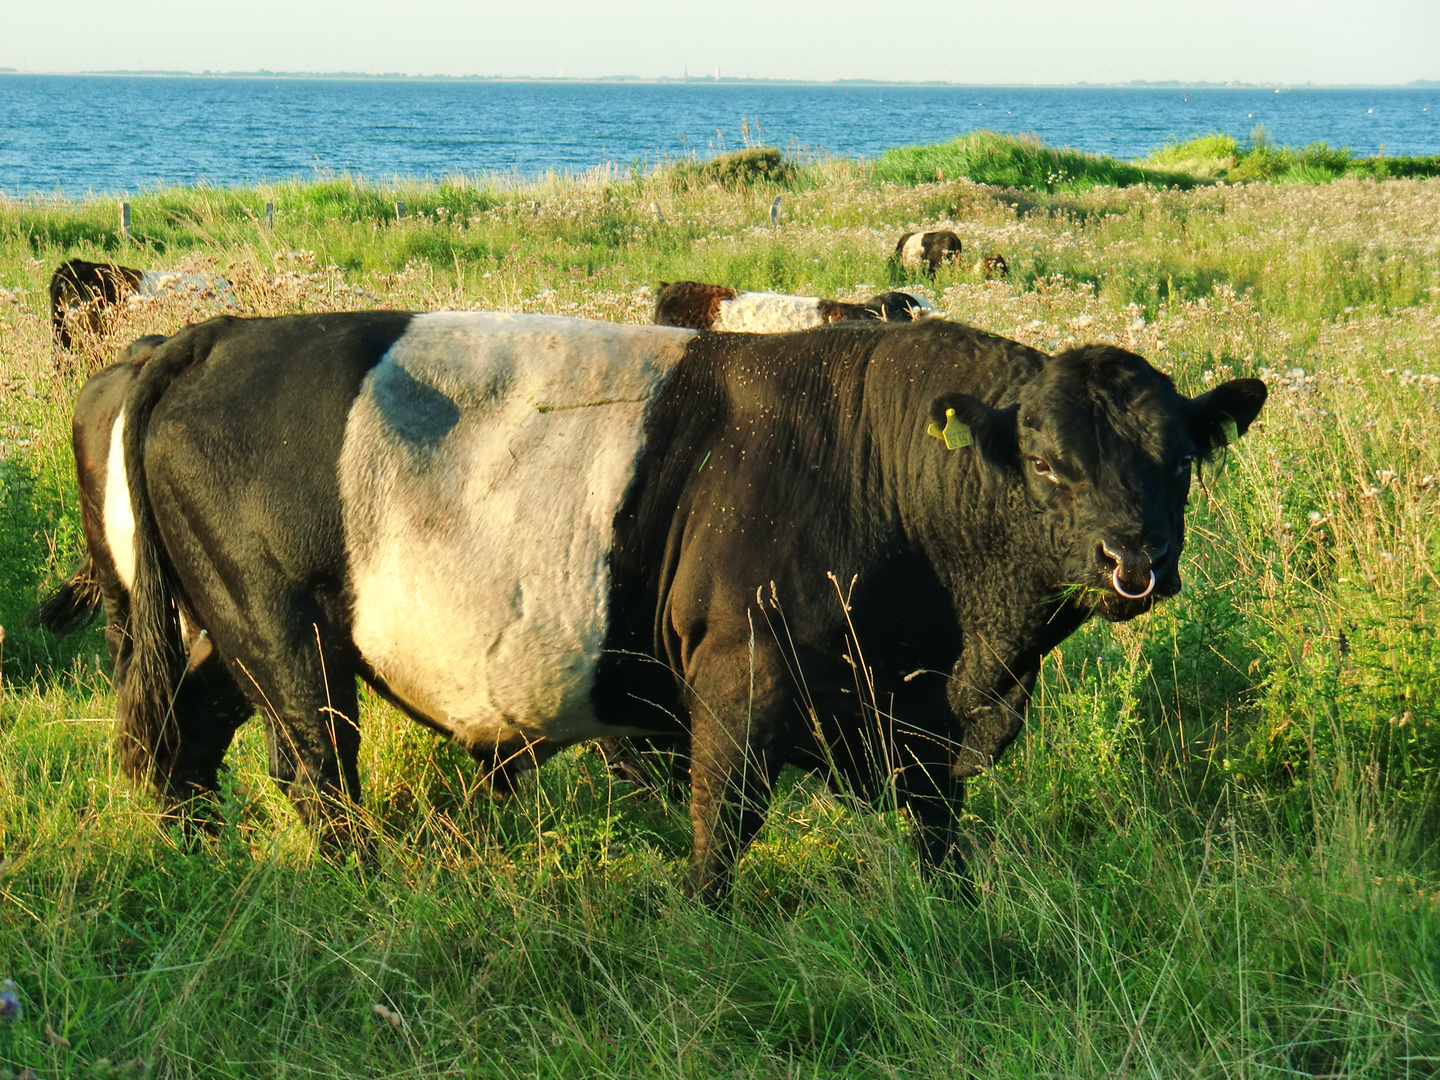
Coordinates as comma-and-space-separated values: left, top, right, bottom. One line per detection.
654, 280, 934, 331
46, 311, 1264, 900
894, 230, 963, 275
50, 258, 233, 351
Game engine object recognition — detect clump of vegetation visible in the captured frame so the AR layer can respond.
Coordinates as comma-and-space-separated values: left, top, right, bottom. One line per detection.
873, 130, 1200, 191
1146, 133, 1240, 177
670, 146, 797, 190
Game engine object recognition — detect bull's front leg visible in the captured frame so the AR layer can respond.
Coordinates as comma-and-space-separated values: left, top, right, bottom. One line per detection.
949, 633, 1042, 780
681, 630, 791, 905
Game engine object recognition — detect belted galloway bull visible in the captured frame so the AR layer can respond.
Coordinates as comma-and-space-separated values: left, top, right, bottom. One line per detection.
40, 311, 1264, 900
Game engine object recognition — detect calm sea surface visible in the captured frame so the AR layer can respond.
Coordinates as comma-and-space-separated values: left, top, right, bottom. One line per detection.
2, 76, 1437, 196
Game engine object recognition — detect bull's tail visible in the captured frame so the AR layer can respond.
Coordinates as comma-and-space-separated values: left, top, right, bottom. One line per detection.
114, 320, 227, 790
33, 553, 104, 636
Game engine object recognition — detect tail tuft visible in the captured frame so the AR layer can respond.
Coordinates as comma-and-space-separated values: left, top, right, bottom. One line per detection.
33, 554, 104, 636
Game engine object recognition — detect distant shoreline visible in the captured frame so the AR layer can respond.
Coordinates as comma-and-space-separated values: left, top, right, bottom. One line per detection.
1, 69, 1436, 90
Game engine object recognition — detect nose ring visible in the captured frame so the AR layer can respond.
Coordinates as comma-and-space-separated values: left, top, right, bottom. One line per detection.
1112, 567, 1156, 599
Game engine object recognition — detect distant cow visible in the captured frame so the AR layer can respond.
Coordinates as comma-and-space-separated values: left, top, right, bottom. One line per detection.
42, 312, 1264, 901
975, 254, 1010, 280
654, 281, 934, 332
50, 258, 233, 350
894, 230, 962, 275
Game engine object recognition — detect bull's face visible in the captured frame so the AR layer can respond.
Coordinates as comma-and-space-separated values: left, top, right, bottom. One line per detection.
932, 345, 1267, 622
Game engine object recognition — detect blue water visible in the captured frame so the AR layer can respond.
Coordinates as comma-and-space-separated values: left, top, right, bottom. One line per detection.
1, 75, 1437, 196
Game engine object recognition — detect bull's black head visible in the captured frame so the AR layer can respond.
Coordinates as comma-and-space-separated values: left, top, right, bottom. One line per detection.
931, 345, 1266, 621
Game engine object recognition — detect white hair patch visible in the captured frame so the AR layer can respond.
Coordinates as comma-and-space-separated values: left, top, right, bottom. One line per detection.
715, 291, 826, 333
103, 408, 137, 590
340, 312, 697, 750
899, 233, 928, 269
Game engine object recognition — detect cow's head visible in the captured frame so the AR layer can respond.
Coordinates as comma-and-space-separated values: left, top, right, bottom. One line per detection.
930, 345, 1266, 621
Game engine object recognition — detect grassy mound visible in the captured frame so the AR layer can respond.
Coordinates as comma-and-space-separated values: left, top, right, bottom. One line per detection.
872, 130, 1201, 191
670, 146, 797, 191
1143, 132, 1440, 184
877, 129, 1440, 192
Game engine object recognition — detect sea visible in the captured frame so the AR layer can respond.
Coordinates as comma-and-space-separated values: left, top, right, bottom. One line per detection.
1, 75, 1437, 197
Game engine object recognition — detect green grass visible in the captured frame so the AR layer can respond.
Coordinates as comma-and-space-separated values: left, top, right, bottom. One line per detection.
873, 131, 1204, 191
2, 146, 1440, 1078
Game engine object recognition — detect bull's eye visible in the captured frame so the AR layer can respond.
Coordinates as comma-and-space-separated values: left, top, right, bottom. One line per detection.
1177, 453, 1195, 476
1029, 456, 1060, 482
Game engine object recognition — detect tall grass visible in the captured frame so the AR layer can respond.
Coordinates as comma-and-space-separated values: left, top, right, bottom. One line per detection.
1, 151, 1438, 1077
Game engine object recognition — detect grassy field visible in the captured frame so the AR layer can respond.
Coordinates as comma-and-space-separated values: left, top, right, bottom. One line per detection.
1, 137, 1439, 1078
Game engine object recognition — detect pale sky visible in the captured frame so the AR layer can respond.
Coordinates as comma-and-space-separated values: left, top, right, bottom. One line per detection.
1, 0, 1435, 85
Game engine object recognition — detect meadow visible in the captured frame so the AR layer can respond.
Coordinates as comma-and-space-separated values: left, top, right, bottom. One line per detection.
0, 134, 1438, 1078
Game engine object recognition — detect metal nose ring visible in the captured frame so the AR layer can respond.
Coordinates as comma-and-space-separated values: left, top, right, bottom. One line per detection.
1112, 567, 1156, 599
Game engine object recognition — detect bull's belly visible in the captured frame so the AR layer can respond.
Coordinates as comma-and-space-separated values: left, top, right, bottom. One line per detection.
349, 559, 640, 748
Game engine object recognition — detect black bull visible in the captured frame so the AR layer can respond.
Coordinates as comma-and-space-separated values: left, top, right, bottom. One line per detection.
39, 312, 1265, 900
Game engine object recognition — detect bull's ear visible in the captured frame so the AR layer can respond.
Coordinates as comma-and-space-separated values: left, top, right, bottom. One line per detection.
928, 393, 1019, 469
1191, 378, 1267, 457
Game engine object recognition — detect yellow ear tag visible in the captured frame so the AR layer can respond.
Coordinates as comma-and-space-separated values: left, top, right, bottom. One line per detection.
926, 407, 971, 451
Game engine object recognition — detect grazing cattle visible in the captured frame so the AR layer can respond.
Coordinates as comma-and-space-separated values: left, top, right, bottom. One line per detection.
44, 311, 1264, 901
975, 254, 1010, 280
654, 280, 934, 332
50, 258, 233, 351
894, 230, 962, 275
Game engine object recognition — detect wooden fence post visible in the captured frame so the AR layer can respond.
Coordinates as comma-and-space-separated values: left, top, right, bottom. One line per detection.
119, 201, 131, 239
264, 202, 274, 229
394, 201, 406, 220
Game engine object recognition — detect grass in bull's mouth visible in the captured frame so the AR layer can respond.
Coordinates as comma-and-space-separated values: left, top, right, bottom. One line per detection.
1, 143, 1438, 1078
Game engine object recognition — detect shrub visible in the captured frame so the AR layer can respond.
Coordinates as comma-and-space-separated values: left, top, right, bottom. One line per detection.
1143, 133, 1239, 177
1347, 154, 1440, 180
670, 147, 796, 191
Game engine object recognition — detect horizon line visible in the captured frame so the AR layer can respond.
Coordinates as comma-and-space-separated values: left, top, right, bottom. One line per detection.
1, 69, 1437, 90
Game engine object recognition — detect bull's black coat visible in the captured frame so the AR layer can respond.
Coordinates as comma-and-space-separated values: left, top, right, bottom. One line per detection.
45, 312, 1264, 899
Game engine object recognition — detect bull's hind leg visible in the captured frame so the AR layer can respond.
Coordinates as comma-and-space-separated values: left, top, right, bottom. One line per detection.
176, 570, 363, 847
231, 612, 364, 851
162, 642, 254, 802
